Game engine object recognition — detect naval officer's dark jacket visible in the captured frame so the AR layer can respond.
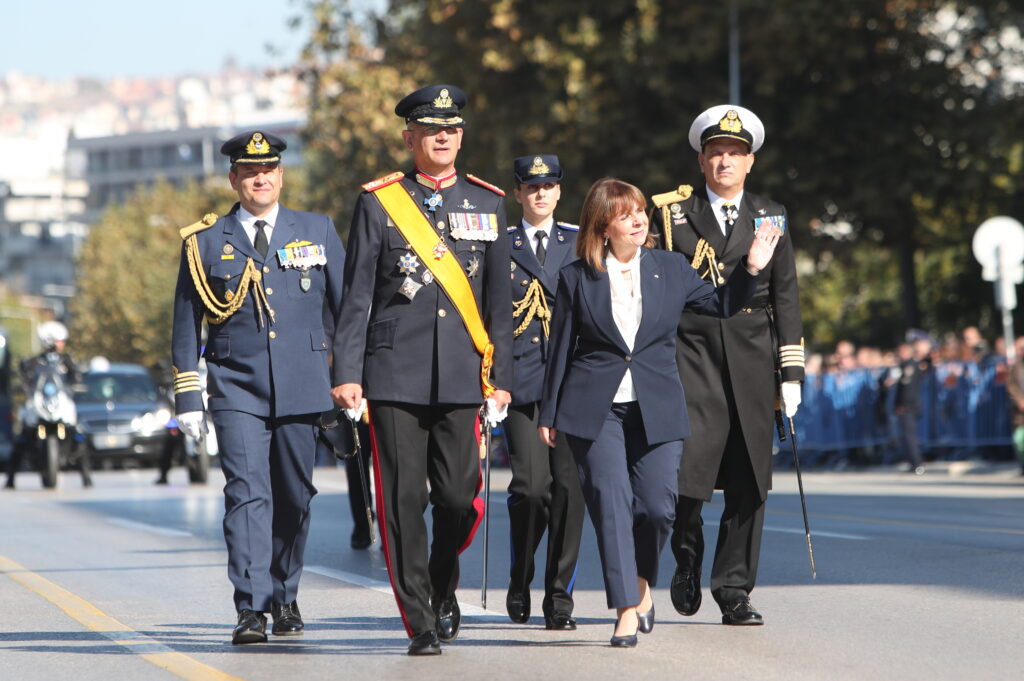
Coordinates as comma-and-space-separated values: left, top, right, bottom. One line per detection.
172, 203, 346, 417
651, 185, 803, 501
332, 171, 513, 405
509, 220, 578, 406
539, 249, 759, 445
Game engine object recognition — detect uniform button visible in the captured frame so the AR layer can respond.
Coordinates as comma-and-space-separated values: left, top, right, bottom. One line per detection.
531, 336, 540, 344
438, 309, 447, 318
624, 354, 632, 362
437, 221, 446, 229
224, 273, 231, 280
263, 266, 270, 273
521, 280, 528, 286
269, 331, 277, 339
266, 287, 274, 295
718, 262, 725, 270
471, 244, 477, 251
321, 342, 327, 349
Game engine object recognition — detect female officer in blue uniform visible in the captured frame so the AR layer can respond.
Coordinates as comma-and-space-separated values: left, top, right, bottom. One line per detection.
538, 178, 780, 647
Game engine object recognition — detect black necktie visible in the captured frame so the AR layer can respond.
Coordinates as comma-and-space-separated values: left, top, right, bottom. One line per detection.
534, 230, 547, 266
254, 219, 269, 258
721, 202, 738, 233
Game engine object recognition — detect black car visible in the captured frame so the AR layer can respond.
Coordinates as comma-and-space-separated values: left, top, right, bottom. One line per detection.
75, 362, 175, 469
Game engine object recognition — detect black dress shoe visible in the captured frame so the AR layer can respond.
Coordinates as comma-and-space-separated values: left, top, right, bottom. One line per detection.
610, 633, 638, 648
670, 565, 702, 616
720, 596, 764, 625
408, 630, 442, 656
506, 589, 530, 623
271, 600, 304, 636
543, 612, 577, 630
232, 609, 268, 644
350, 530, 372, 550
432, 595, 461, 642
637, 604, 655, 634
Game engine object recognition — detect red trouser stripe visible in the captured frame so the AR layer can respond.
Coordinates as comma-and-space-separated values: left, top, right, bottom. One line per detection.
458, 410, 485, 554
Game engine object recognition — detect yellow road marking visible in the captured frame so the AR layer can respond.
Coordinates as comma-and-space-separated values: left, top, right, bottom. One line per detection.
0, 554, 246, 681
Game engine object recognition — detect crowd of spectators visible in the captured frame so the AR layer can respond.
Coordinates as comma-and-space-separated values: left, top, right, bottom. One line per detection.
796, 326, 1024, 473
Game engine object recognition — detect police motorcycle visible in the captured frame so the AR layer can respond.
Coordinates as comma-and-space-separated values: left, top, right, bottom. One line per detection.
19, 323, 80, 489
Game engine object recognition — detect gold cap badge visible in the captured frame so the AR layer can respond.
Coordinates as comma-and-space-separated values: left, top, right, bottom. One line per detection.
433, 88, 453, 108
528, 156, 551, 176
719, 110, 743, 134
245, 132, 270, 155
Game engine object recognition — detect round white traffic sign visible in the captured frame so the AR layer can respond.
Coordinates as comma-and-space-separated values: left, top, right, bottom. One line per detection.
973, 216, 1024, 283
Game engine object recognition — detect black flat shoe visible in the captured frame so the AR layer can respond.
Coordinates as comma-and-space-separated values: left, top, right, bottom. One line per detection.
506, 589, 530, 623
637, 604, 655, 634
232, 609, 268, 644
543, 612, 577, 630
271, 600, 304, 636
670, 565, 702, 616
720, 596, 764, 626
350, 531, 372, 550
408, 630, 442, 656
610, 633, 638, 648
432, 594, 461, 642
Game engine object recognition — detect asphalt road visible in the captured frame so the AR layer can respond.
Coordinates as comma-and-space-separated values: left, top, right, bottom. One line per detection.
2, 462, 1022, 681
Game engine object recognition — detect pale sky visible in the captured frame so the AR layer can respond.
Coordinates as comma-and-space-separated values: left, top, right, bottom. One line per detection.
3, 0, 311, 79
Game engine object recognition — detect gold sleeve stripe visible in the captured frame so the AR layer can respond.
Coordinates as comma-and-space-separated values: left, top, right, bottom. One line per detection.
781, 360, 806, 368
174, 371, 199, 379
779, 344, 804, 352
174, 382, 202, 391
174, 385, 202, 394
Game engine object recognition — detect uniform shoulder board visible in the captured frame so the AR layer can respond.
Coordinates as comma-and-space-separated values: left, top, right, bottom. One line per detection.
507, 225, 519, 232
556, 221, 579, 232
179, 213, 219, 240
652, 184, 694, 208
465, 173, 506, 196
361, 171, 405, 193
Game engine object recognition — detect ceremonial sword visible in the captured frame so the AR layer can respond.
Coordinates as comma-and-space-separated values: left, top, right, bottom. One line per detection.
479, 404, 493, 609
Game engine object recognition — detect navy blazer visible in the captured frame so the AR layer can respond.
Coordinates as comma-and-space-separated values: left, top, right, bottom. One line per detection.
172, 203, 346, 417
538, 248, 758, 444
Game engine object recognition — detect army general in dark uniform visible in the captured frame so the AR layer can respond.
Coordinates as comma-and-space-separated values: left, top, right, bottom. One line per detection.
331, 85, 513, 655
650, 106, 804, 626
171, 131, 346, 644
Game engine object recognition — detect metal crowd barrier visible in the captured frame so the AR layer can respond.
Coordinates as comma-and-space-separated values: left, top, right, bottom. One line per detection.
788, 360, 1013, 463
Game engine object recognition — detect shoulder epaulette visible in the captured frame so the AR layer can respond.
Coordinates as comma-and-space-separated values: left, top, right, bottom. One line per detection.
556, 221, 579, 232
652, 184, 694, 208
507, 225, 519, 232
179, 213, 219, 240
465, 173, 506, 196
362, 171, 405, 193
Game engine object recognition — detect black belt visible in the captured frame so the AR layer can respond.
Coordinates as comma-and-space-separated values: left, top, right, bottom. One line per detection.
747, 295, 771, 309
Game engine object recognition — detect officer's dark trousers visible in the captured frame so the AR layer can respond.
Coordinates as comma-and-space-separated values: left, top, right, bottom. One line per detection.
504, 402, 584, 616
898, 409, 923, 468
212, 410, 318, 613
369, 401, 480, 638
671, 421, 765, 607
568, 401, 682, 609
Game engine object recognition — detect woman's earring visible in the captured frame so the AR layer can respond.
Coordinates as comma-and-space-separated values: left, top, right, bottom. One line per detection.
604, 237, 609, 248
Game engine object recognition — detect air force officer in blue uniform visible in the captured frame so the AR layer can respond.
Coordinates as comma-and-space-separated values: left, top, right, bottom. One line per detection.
171, 131, 345, 644
538, 178, 780, 647
504, 154, 585, 630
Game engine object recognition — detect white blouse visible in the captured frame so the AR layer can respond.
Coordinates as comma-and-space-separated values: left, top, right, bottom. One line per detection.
606, 249, 643, 403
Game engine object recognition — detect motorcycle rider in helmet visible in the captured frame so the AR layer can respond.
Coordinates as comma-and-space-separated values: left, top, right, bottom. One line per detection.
5, 321, 91, 488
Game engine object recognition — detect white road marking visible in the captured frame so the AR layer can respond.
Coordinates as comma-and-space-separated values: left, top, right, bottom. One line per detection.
704, 520, 867, 540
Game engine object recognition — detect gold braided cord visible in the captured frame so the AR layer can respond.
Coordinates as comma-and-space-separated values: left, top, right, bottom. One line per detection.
184, 234, 274, 328
512, 278, 551, 339
661, 206, 674, 252
690, 238, 722, 287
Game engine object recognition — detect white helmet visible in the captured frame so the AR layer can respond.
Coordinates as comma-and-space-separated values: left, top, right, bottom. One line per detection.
38, 320, 69, 348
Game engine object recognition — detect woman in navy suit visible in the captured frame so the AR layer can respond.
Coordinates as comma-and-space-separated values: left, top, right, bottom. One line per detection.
538, 178, 780, 646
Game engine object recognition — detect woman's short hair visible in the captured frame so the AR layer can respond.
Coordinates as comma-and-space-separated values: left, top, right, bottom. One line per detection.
576, 177, 652, 272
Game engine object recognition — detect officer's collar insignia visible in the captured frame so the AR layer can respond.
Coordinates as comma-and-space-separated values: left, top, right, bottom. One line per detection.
246, 132, 270, 155
415, 169, 458, 191
433, 88, 454, 108
528, 156, 550, 176
719, 110, 743, 133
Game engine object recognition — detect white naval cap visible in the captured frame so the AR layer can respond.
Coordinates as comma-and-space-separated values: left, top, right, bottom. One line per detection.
688, 104, 765, 153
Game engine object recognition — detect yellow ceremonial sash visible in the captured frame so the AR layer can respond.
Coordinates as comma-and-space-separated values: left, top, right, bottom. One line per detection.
369, 180, 496, 398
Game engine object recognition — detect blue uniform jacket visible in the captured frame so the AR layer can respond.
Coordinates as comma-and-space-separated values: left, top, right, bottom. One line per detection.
172, 203, 346, 417
509, 220, 578, 406
538, 248, 758, 444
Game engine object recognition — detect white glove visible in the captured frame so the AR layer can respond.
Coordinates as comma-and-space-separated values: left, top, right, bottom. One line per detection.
177, 411, 207, 441
483, 397, 509, 428
344, 398, 367, 422
781, 381, 802, 418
